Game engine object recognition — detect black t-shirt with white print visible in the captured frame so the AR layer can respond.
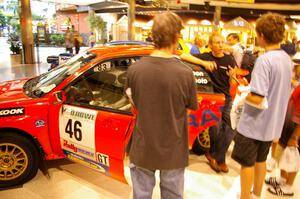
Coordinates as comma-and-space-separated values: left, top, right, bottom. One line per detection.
195, 52, 237, 98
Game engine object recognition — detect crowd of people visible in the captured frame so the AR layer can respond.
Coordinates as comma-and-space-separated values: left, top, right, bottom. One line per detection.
64, 25, 93, 54
125, 11, 299, 199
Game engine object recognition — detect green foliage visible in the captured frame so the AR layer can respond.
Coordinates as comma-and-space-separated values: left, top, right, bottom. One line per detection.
8, 33, 22, 54
0, 11, 6, 26
9, 17, 20, 33
49, 34, 65, 46
32, 14, 45, 21
86, 15, 105, 34
10, 41, 21, 54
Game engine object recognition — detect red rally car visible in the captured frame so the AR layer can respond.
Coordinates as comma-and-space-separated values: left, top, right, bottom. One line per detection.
0, 45, 225, 188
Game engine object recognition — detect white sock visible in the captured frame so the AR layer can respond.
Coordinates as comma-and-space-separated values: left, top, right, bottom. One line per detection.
278, 177, 287, 185
251, 193, 260, 199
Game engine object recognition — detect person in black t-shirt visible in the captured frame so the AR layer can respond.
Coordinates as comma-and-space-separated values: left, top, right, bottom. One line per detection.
181, 32, 237, 173
125, 12, 198, 199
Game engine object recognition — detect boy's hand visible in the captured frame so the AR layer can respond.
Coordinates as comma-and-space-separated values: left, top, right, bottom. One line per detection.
202, 60, 217, 72
227, 66, 237, 78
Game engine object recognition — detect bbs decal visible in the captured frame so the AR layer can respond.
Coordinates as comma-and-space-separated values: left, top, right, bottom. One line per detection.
0, 107, 25, 117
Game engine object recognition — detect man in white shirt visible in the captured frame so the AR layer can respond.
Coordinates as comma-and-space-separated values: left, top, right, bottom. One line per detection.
226, 33, 244, 68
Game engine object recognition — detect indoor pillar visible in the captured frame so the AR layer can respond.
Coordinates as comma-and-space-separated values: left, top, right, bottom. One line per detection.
128, 0, 135, 41
20, 0, 35, 64
213, 6, 222, 32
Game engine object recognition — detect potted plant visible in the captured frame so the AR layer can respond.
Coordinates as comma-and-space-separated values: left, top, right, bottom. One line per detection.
8, 33, 22, 65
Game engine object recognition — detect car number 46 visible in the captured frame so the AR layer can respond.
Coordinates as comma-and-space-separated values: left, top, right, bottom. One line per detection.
65, 119, 82, 141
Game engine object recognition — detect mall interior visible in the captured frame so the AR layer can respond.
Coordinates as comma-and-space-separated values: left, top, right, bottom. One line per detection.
0, 0, 300, 199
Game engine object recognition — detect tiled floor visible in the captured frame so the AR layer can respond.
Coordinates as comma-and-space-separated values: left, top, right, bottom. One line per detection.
0, 150, 299, 199
0, 36, 299, 198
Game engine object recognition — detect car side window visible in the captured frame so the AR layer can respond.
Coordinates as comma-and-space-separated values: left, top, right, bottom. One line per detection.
65, 57, 139, 112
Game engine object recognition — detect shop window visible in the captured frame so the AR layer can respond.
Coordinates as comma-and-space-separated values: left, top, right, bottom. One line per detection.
65, 57, 139, 112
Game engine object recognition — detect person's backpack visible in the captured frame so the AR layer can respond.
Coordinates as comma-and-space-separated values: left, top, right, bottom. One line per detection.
241, 50, 257, 82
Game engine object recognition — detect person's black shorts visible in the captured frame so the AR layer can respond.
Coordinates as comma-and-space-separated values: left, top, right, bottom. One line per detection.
231, 132, 272, 167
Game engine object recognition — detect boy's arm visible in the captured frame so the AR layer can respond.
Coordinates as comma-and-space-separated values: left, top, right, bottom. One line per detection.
245, 92, 264, 106
180, 53, 217, 72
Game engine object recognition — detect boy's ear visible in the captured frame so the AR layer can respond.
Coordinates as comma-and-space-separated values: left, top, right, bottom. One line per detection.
258, 33, 265, 39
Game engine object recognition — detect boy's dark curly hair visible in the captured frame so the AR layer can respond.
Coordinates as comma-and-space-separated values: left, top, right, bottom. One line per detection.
256, 13, 286, 44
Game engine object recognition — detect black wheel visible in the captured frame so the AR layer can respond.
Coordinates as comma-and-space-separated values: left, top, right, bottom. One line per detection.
0, 132, 40, 188
192, 127, 211, 155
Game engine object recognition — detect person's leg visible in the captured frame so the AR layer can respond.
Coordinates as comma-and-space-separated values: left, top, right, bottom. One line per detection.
253, 161, 266, 197
266, 141, 278, 171
231, 133, 258, 199
240, 166, 254, 199
286, 172, 297, 186
212, 122, 235, 172
214, 98, 234, 171
160, 168, 185, 199
271, 141, 278, 158
215, 123, 235, 164
130, 164, 156, 199
209, 122, 221, 158
207, 123, 221, 172
280, 169, 288, 182
253, 141, 272, 198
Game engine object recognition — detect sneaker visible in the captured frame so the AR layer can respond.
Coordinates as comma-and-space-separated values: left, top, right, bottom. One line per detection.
219, 163, 229, 173
265, 176, 284, 187
266, 158, 277, 172
268, 184, 294, 196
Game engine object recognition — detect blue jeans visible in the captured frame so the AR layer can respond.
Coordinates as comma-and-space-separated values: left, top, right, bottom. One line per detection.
130, 164, 184, 199
209, 97, 235, 164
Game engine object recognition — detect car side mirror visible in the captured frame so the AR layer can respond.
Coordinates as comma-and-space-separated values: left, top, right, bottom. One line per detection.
50, 91, 66, 105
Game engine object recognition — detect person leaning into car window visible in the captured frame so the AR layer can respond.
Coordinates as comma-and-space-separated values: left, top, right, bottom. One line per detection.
181, 32, 238, 174
125, 12, 198, 199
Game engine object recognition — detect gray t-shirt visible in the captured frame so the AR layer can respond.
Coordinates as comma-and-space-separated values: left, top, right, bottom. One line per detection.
237, 49, 292, 141
126, 56, 198, 170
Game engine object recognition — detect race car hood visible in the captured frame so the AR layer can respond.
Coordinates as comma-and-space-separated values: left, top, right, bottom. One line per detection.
0, 78, 31, 104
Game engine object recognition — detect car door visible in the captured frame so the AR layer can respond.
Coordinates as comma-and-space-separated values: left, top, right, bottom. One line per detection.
58, 57, 138, 182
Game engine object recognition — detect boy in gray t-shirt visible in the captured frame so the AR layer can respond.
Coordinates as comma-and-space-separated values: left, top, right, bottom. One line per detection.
231, 13, 293, 199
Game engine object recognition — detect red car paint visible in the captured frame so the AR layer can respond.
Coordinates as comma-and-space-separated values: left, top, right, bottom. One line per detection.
0, 45, 225, 184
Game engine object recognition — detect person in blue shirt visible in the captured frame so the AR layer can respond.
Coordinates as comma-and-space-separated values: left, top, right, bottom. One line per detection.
231, 13, 293, 199
190, 36, 207, 55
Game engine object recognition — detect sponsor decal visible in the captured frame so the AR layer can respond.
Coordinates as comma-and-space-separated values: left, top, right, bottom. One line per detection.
0, 107, 25, 117
60, 105, 96, 122
193, 71, 205, 77
189, 107, 223, 128
94, 62, 111, 72
63, 150, 109, 174
96, 152, 110, 167
59, 105, 97, 151
193, 71, 209, 85
62, 139, 95, 159
70, 110, 95, 121
35, 119, 45, 127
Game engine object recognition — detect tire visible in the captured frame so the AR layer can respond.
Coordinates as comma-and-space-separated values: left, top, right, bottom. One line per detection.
0, 132, 40, 188
192, 127, 211, 155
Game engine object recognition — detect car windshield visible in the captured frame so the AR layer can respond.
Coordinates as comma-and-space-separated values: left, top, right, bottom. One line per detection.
23, 51, 96, 98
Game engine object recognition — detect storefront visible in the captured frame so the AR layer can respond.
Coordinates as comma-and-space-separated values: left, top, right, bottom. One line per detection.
222, 16, 255, 47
